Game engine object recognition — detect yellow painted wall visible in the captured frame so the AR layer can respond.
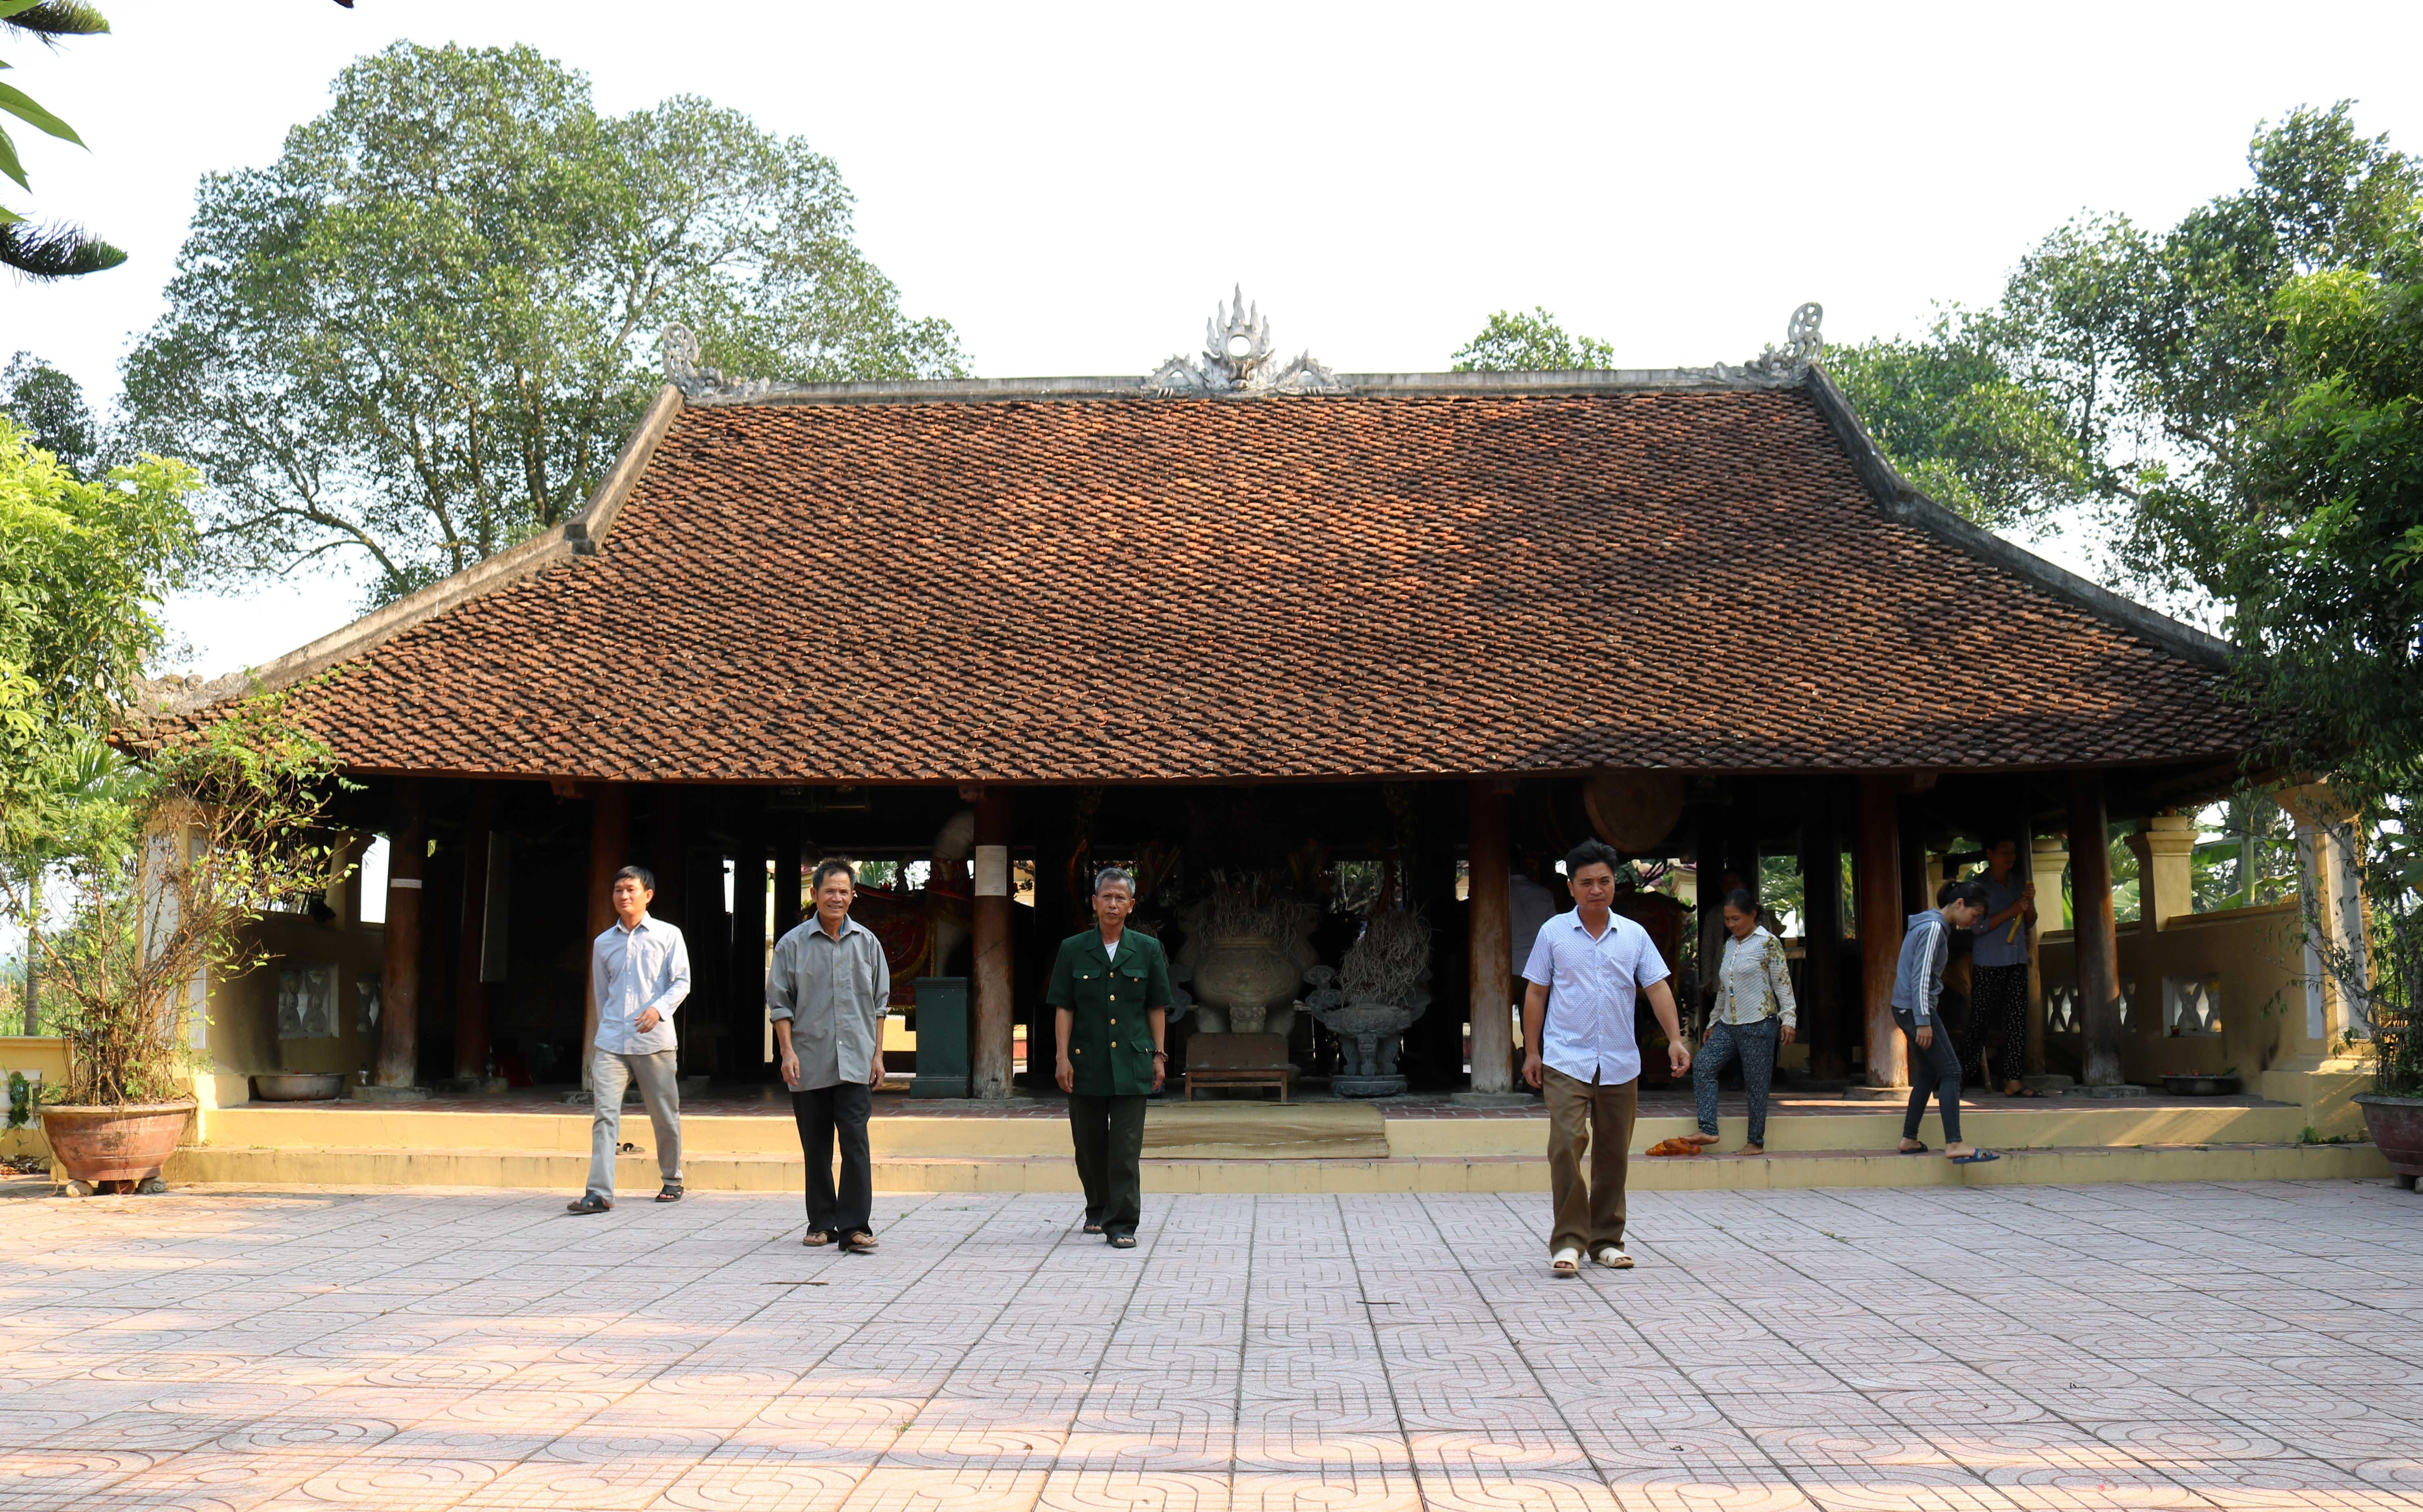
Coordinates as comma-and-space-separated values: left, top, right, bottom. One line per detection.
2039, 898, 2370, 1134
199, 842, 386, 1108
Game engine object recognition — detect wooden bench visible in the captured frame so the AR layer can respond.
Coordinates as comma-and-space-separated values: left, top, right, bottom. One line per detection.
1182, 1032, 1295, 1102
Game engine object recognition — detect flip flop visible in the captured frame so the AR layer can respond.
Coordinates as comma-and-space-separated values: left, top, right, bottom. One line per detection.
1950, 1149, 2002, 1165
1897, 1142, 1929, 1155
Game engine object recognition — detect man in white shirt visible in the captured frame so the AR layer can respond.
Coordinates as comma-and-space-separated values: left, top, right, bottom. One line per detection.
1520, 839, 1689, 1277
569, 865, 690, 1215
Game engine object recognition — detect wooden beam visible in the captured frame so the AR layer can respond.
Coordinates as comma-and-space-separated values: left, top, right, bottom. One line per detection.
2069, 771, 2125, 1087
375, 779, 426, 1089
970, 789, 1014, 1099
1466, 781, 1513, 1095
1855, 775, 1907, 1088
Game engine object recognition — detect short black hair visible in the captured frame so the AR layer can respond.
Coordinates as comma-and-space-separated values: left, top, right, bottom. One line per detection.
810, 857, 856, 891
612, 864, 654, 891
1722, 887, 1758, 914
1565, 838, 1622, 878
1937, 878, 1989, 909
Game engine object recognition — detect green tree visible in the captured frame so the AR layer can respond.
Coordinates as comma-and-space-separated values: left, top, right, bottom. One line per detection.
0, 417, 195, 824
2225, 259, 2423, 806
1824, 313, 2091, 529
1, 351, 98, 477
1452, 307, 1614, 372
1995, 105, 2422, 599
0, 417, 197, 1037
0, 0, 124, 280
122, 42, 967, 607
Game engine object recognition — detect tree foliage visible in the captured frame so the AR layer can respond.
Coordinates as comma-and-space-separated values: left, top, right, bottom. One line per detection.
0, 416, 194, 836
2, 350, 97, 477
2225, 260, 2423, 803
0, 0, 124, 280
1824, 314, 2090, 529
1451, 307, 1614, 372
123, 42, 967, 607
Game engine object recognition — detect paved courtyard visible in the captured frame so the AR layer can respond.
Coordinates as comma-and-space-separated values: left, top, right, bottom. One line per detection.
2, 1178, 2420, 1512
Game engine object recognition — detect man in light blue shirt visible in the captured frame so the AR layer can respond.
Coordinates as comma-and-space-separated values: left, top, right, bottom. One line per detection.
1520, 839, 1688, 1277
569, 865, 690, 1214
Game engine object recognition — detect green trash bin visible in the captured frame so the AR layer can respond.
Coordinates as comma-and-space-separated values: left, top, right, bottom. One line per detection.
910, 976, 970, 1098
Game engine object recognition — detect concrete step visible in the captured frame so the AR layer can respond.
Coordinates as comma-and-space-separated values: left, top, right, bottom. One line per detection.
151, 1139, 2391, 1195
182, 1097, 2314, 1162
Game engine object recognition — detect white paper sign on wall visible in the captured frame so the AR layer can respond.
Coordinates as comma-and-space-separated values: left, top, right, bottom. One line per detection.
974, 845, 1011, 899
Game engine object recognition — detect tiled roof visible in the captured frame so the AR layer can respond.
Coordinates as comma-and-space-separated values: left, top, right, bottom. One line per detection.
218, 383, 2255, 782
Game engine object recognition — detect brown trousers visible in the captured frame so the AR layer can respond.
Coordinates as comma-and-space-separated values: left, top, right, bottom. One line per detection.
1543, 1064, 1637, 1254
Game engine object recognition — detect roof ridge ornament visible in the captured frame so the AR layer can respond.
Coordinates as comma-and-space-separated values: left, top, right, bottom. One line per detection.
1145, 286, 1346, 397
1696, 302, 1825, 386
662, 325, 772, 401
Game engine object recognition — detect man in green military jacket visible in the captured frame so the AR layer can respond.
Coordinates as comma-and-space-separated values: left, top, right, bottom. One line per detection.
1047, 866, 1170, 1249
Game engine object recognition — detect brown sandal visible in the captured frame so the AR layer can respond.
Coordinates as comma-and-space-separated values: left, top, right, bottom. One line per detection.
843, 1230, 880, 1254
801, 1229, 835, 1246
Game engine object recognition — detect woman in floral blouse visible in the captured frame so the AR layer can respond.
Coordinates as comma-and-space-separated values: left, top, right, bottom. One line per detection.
1684, 888, 1797, 1155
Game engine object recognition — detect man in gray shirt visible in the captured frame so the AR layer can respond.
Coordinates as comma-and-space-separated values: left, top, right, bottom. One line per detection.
768, 858, 891, 1252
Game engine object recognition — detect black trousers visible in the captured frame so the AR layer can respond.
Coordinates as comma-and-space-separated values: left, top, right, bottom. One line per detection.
1964, 964, 2030, 1088
792, 1082, 873, 1237
1894, 1007, 1964, 1145
1068, 1092, 1147, 1237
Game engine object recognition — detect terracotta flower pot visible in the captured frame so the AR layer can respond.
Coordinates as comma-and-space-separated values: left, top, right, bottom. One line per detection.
2355, 1094, 2423, 1191
40, 1102, 195, 1187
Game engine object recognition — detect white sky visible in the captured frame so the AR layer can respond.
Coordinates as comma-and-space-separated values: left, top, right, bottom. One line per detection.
7, 0, 2422, 674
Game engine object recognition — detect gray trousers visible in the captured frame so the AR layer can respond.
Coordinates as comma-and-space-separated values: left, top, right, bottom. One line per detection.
1692, 1016, 1781, 1146
587, 1047, 682, 1200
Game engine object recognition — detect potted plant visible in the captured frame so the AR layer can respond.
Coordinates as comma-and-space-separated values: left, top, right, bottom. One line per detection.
2352, 888, 2423, 1189
1, 693, 346, 1195
1191, 872, 1319, 1039
1303, 907, 1432, 1097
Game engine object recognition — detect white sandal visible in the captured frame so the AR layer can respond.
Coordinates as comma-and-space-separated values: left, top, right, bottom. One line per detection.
1593, 1246, 1634, 1269
1550, 1247, 1581, 1277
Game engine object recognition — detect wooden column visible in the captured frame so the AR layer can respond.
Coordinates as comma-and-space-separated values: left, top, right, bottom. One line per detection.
1797, 781, 1845, 1077
375, 778, 426, 1089
452, 781, 496, 1081
582, 785, 632, 1090
970, 788, 1014, 1099
2069, 771, 2125, 1088
1854, 775, 1907, 1088
774, 818, 803, 945
1466, 780, 1513, 1095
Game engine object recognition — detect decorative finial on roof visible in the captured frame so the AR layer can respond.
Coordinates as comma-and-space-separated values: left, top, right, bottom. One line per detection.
1146, 286, 1345, 397
1698, 302, 1825, 386
661, 325, 770, 401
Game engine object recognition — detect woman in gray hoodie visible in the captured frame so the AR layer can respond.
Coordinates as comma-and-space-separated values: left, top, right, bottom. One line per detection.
1892, 879, 1999, 1164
